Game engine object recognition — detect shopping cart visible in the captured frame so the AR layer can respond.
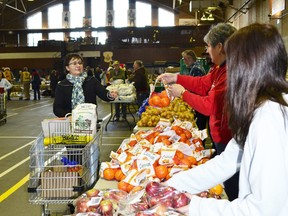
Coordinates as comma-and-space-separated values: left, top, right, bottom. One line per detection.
0, 88, 7, 125
28, 120, 103, 216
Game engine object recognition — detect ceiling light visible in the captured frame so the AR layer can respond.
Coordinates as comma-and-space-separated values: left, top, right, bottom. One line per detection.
207, 13, 215, 21
201, 14, 207, 21
189, 1, 193, 12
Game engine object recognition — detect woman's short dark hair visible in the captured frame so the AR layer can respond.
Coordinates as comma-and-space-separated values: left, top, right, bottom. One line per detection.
225, 23, 288, 147
64, 53, 83, 67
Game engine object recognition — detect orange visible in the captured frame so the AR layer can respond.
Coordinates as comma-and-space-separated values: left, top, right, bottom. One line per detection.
151, 95, 161, 107
175, 150, 184, 159
179, 133, 187, 143
209, 184, 223, 196
154, 165, 168, 179
186, 156, 197, 166
183, 129, 192, 139
148, 97, 154, 106
118, 180, 129, 192
115, 169, 125, 181
180, 158, 191, 167
161, 97, 170, 107
127, 183, 135, 193
103, 168, 115, 180
159, 90, 168, 98
162, 138, 172, 145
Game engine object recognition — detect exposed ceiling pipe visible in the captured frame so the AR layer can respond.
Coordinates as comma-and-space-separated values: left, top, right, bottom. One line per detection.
225, 0, 252, 23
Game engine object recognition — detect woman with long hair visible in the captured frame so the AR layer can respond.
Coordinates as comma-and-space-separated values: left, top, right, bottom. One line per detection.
165, 23, 288, 216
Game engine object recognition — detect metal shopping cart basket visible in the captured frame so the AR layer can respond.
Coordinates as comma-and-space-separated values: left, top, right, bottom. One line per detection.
0, 88, 7, 125
27, 120, 103, 216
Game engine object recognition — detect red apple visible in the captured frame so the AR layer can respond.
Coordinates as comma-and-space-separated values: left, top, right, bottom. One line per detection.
76, 197, 90, 213
161, 198, 173, 208
145, 181, 161, 197
172, 193, 190, 208
161, 186, 176, 198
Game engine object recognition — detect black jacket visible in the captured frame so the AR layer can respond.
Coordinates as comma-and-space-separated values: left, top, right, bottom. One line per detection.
128, 67, 149, 93
53, 76, 113, 117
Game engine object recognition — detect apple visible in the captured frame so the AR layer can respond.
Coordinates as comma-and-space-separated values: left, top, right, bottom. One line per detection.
99, 199, 113, 216
76, 197, 90, 213
172, 193, 190, 208
86, 188, 100, 197
161, 198, 173, 208
161, 186, 176, 198
198, 191, 210, 198
145, 181, 161, 197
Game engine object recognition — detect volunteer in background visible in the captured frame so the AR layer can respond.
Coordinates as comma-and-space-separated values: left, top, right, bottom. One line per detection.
109, 60, 127, 121
31, 69, 42, 100
21, 67, 31, 100
53, 53, 118, 117
0, 70, 13, 96
181, 50, 207, 130
127, 60, 149, 108
159, 23, 238, 200
166, 23, 288, 216
3, 67, 14, 100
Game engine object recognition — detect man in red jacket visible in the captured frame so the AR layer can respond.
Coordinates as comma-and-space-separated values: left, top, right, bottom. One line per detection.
159, 23, 238, 201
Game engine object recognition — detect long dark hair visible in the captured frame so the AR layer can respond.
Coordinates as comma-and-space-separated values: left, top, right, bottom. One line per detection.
225, 23, 288, 147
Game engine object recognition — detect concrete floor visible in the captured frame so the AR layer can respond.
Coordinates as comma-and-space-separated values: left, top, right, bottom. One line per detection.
0, 94, 136, 216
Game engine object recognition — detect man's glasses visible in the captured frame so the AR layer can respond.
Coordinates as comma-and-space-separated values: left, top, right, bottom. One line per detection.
69, 61, 83, 66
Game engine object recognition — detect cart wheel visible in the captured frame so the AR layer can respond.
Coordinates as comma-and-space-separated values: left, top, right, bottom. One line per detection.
68, 203, 75, 214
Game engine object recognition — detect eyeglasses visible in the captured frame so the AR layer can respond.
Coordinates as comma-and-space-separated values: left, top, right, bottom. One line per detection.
69, 61, 83, 66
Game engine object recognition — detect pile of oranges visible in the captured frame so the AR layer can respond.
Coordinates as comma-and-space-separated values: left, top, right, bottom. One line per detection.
101, 123, 210, 193
148, 90, 170, 108
102, 167, 143, 193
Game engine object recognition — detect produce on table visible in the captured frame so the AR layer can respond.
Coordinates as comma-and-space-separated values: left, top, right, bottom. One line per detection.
138, 97, 195, 127
99, 119, 213, 195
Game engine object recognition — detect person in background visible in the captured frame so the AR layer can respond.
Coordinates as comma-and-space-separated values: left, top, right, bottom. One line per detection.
181, 50, 205, 76
49, 69, 58, 98
109, 60, 127, 121
128, 60, 149, 108
31, 69, 42, 100
53, 53, 118, 117
100, 67, 110, 88
181, 50, 207, 131
159, 23, 238, 201
21, 67, 31, 100
94, 66, 102, 83
0, 70, 13, 96
165, 23, 288, 216
3, 67, 14, 100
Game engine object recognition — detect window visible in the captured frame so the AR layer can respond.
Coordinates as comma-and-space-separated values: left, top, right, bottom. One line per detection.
136, 1, 151, 27
92, 31, 107, 45
49, 33, 64, 41
91, 0, 106, 27
158, 8, 174, 27
113, 0, 128, 27
27, 12, 42, 46
69, 0, 85, 28
48, 4, 63, 28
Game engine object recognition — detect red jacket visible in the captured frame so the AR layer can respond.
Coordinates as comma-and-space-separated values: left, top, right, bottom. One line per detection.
177, 63, 232, 144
